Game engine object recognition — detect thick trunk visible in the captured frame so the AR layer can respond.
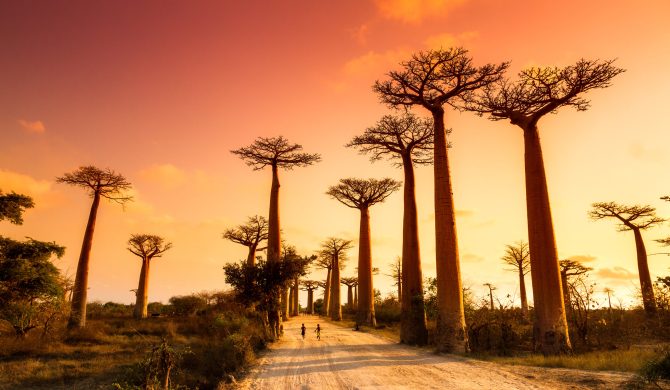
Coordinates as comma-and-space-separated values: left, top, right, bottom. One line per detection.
633, 228, 657, 313
432, 108, 466, 352
134, 257, 150, 319
267, 164, 283, 326
400, 155, 427, 345
281, 288, 290, 321
68, 191, 101, 329
331, 254, 342, 321
247, 243, 257, 266
354, 285, 358, 309
519, 268, 529, 318
347, 285, 353, 310
267, 309, 280, 339
523, 125, 571, 354
292, 278, 299, 316
398, 276, 402, 309
323, 268, 332, 316
307, 289, 314, 314
288, 286, 294, 315
357, 207, 376, 326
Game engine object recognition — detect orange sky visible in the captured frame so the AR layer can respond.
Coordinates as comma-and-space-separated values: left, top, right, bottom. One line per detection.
2, 0, 670, 308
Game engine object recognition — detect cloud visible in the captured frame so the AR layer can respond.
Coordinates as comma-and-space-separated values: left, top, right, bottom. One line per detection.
462, 253, 484, 262
17, 119, 46, 134
424, 31, 478, 49
567, 255, 597, 263
343, 48, 409, 78
596, 267, 638, 281
0, 169, 52, 199
139, 164, 187, 188
374, 0, 466, 23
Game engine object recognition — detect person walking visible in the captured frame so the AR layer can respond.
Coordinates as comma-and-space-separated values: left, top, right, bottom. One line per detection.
301, 323, 306, 340
315, 324, 321, 340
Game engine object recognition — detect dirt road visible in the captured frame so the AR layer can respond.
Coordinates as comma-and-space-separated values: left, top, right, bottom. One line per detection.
239, 315, 632, 389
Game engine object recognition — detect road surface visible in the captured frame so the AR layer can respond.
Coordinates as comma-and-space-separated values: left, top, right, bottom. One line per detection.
239, 315, 631, 389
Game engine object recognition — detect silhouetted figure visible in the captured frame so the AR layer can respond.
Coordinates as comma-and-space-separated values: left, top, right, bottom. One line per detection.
315, 324, 321, 340
301, 323, 306, 340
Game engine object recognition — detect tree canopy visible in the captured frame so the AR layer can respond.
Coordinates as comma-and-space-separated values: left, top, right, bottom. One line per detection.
326, 178, 401, 209
127, 234, 173, 260
0, 191, 35, 225
56, 166, 133, 204
589, 202, 665, 231
223, 215, 269, 249
230, 136, 321, 170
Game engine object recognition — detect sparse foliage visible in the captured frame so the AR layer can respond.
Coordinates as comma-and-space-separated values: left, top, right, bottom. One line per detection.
0, 191, 34, 225
223, 215, 269, 265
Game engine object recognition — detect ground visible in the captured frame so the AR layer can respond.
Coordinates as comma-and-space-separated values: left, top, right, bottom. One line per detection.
239, 315, 635, 390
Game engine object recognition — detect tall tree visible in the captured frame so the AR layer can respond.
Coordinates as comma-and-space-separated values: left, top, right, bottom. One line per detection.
127, 234, 173, 319
301, 280, 319, 314
0, 190, 34, 225
483, 283, 497, 311
232, 137, 320, 324
501, 241, 530, 318
341, 277, 357, 311
589, 202, 664, 313
558, 259, 592, 316
291, 277, 299, 316
348, 112, 433, 344
374, 48, 507, 351
320, 238, 353, 321
223, 215, 269, 266
56, 166, 132, 329
314, 252, 334, 316
327, 178, 400, 326
470, 59, 624, 354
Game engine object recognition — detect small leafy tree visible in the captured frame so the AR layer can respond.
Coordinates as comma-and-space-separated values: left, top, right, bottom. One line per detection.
0, 190, 34, 225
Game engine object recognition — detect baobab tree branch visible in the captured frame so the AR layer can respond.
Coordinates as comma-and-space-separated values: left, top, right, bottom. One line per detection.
230, 136, 321, 170
590, 202, 665, 231
326, 178, 401, 209
56, 166, 133, 204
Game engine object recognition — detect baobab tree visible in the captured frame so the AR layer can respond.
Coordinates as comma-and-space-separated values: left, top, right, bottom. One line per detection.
291, 277, 300, 316
327, 178, 401, 326
320, 238, 353, 321
559, 259, 592, 316
470, 59, 624, 354
314, 251, 334, 316
341, 277, 357, 310
232, 137, 320, 325
0, 190, 34, 225
483, 283, 497, 311
501, 241, 530, 318
589, 202, 664, 313
374, 48, 507, 351
348, 112, 433, 344
384, 257, 402, 308
301, 280, 319, 314
223, 215, 268, 266
57, 166, 132, 328
127, 234, 173, 319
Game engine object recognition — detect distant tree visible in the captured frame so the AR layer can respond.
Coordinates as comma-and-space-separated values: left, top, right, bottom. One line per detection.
301, 280, 320, 314
320, 238, 352, 321
501, 241, 530, 317
341, 277, 358, 311
375, 48, 508, 352
470, 59, 624, 355
384, 257, 402, 310
327, 178, 401, 326
232, 136, 320, 323
590, 202, 664, 313
0, 236, 65, 337
224, 254, 311, 338
168, 295, 207, 317
127, 234, 173, 319
558, 259, 592, 315
483, 283, 497, 311
348, 112, 433, 344
0, 190, 34, 225
223, 215, 269, 266
314, 253, 334, 317
57, 166, 132, 329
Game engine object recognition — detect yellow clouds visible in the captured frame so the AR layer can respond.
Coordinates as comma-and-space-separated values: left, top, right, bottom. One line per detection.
139, 164, 187, 188
343, 48, 409, 78
374, 0, 466, 23
0, 169, 52, 203
17, 119, 46, 134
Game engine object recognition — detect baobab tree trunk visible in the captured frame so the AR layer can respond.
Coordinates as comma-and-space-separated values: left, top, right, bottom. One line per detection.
489, 288, 495, 311
323, 268, 332, 316
68, 191, 101, 329
331, 254, 342, 321
400, 155, 427, 345
431, 108, 467, 352
633, 227, 657, 313
357, 207, 376, 326
267, 163, 284, 327
246, 243, 258, 266
134, 257, 150, 319
523, 125, 571, 355
292, 278, 299, 316
561, 270, 571, 317
347, 285, 353, 310
354, 285, 358, 309
397, 275, 402, 309
519, 268, 529, 318
307, 289, 314, 314
288, 287, 294, 315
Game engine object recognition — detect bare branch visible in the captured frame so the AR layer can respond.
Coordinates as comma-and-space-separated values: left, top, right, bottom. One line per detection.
223, 215, 269, 248
326, 178, 401, 209
590, 201, 665, 231
127, 234, 173, 260
231, 136, 321, 171
56, 165, 133, 204
501, 240, 530, 275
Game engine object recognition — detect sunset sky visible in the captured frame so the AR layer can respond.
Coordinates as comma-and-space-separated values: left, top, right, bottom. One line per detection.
1, 0, 670, 309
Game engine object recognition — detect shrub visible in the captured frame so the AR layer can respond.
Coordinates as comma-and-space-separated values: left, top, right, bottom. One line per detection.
640, 349, 670, 384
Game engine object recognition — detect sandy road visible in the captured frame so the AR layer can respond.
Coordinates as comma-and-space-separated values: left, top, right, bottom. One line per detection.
239, 315, 632, 389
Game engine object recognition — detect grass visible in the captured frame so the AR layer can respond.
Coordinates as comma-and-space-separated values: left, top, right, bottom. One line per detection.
470, 347, 663, 373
